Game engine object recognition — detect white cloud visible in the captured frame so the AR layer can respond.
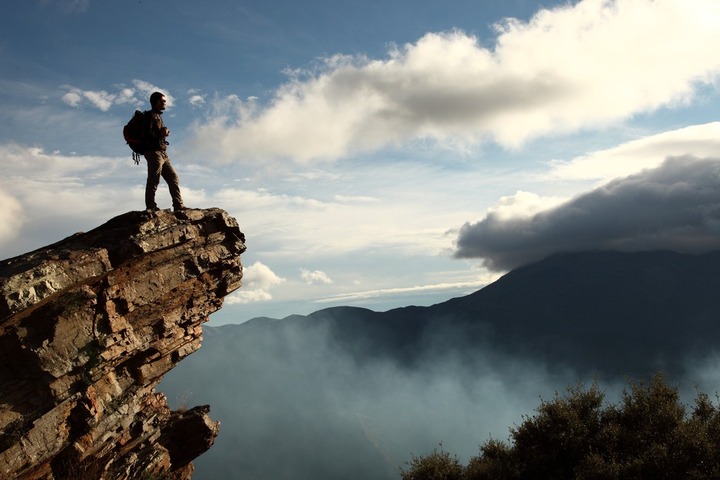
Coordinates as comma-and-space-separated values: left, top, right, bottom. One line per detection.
0, 144, 120, 179
483, 190, 569, 222
61, 89, 82, 107
116, 88, 137, 106
315, 278, 499, 304
189, 95, 205, 107
59, 79, 175, 111
549, 122, 720, 182
332, 194, 378, 204
83, 89, 115, 111
188, 89, 206, 107
60, 86, 116, 111
300, 269, 333, 285
226, 261, 286, 304
187, 0, 720, 163
0, 144, 143, 259
131, 79, 175, 107
207, 173, 472, 260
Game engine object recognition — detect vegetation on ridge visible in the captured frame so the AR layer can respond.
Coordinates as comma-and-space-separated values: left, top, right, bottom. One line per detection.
401, 373, 720, 479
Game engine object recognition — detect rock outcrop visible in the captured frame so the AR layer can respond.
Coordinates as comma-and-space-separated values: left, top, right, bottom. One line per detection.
0, 208, 245, 479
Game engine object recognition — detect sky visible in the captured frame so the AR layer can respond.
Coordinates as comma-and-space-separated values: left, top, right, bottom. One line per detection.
2, 0, 720, 324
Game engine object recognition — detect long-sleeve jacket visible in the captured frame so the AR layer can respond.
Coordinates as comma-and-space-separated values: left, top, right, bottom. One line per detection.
147, 110, 168, 152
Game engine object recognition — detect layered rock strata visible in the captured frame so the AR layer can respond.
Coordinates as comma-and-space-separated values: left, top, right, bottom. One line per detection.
0, 208, 245, 479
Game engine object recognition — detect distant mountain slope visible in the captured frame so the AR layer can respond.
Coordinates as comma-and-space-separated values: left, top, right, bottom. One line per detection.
261, 250, 720, 377
431, 250, 720, 375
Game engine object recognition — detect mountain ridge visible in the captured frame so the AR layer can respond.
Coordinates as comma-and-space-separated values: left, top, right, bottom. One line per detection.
224, 249, 720, 377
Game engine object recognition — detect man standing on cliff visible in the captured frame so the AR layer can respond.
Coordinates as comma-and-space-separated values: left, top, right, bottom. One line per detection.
144, 91, 186, 212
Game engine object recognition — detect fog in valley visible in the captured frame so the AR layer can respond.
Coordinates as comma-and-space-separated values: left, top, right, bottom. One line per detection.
159, 312, 720, 480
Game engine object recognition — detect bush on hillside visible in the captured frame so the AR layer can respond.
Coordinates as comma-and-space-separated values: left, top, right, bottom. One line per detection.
400, 374, 720, 479
400, 445, 463, 480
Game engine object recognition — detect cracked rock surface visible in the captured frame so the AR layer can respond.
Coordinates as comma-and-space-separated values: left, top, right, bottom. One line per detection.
0, 208, 245, 479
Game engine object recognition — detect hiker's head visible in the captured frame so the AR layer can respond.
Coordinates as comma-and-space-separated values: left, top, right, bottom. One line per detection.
150, 92, 167, 111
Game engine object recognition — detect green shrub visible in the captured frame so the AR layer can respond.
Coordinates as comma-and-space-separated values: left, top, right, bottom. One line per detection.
400, 444, 463, 480
401, 373, 720, 480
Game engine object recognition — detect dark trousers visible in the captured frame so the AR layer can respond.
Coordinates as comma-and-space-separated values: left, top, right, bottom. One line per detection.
144, 150, 183, 210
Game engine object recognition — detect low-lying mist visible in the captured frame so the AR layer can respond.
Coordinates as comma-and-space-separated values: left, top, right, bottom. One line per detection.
159, 316, 635, 480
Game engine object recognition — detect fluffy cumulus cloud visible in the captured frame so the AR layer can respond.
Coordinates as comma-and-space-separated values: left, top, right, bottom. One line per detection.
480, 191, 570, 223
60, 79, 175, 111
226, 261, 286, 304
188, 89, 206, 108
300, 268, 333, 285
187, 0, 720, 163
454, 156, 720, 271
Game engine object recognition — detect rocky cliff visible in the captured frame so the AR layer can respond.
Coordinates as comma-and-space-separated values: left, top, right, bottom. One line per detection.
0, 208, 246, 479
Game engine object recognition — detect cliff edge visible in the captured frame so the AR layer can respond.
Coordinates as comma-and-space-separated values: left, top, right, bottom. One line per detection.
0, 208, 246, 479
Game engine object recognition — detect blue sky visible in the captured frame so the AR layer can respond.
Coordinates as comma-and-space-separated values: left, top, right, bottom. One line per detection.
2, 0, 720, 324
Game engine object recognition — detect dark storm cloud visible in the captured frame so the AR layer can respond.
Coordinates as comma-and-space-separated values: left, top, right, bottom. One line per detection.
454, 156, 720, 271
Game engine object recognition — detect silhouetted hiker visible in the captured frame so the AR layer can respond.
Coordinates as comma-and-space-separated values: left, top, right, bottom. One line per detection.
144, 91, 186, 212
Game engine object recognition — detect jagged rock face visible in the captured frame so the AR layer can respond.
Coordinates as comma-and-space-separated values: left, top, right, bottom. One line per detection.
0, 208, 245, 479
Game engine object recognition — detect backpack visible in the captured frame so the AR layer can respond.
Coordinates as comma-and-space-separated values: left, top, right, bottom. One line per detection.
123, 110, 150, 164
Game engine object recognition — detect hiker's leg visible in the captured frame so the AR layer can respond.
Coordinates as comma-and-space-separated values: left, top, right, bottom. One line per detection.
144, 151, 163, 209
160, 153, 184, 209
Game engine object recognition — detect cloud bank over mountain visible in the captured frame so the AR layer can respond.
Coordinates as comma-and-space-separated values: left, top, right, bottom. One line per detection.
454, 156, 720, 271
